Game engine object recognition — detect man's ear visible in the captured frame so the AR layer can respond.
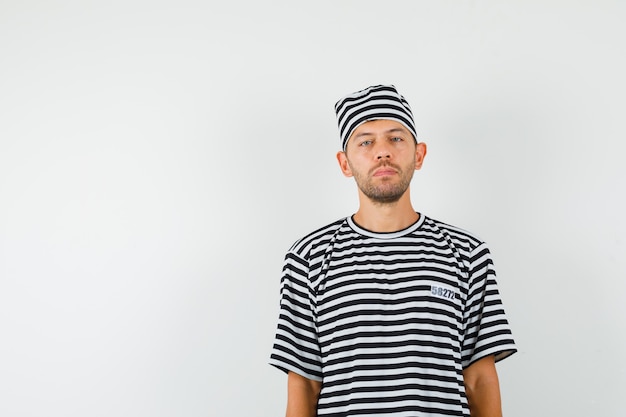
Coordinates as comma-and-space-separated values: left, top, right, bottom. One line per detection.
414, 142, 427, 170
336, 151, 353, 177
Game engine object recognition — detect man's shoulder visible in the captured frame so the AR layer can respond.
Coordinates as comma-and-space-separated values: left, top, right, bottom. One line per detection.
422, 215, 486, 248
288, 217, 348, 257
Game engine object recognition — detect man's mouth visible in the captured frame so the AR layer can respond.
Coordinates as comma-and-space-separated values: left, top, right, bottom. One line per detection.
372, 167, 398, 177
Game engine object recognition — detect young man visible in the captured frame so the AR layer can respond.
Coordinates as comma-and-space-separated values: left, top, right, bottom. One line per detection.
270, 85, 516, 417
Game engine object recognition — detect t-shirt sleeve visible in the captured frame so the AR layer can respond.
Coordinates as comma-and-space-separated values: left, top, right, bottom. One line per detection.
461, 242, 517, 369
269, 250, 323, 381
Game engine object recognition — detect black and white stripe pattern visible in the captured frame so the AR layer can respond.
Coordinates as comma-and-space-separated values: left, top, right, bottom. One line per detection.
334, 84, 418, 151
270, 214, 516, 417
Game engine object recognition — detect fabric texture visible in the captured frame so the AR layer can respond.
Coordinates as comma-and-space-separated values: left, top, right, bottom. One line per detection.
269, 214, 516, 417
334, 84, 418, 151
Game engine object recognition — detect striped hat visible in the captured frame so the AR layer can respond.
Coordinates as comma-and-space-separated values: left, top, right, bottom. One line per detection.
334, 84, 418, 151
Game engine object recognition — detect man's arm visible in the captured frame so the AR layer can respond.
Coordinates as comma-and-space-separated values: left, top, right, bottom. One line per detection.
286, 371, 322, 417
462, 355, 503, 417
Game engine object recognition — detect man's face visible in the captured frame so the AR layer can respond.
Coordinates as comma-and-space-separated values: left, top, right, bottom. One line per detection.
337, 119, 427, 204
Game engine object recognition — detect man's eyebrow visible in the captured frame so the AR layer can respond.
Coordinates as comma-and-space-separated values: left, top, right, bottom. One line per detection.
386, 127, 409, 135
354, 131, 375, 139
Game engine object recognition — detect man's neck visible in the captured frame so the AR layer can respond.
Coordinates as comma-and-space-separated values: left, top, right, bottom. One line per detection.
352, 192, 419, 233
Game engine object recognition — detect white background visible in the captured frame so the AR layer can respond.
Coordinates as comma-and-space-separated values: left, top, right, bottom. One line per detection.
1, 1, 625, 416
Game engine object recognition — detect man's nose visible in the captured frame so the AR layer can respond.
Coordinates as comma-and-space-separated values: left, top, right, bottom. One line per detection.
375, 141, 391, 159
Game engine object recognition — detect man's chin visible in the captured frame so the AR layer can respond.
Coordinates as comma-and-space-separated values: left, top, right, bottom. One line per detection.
362, 188, 407, 204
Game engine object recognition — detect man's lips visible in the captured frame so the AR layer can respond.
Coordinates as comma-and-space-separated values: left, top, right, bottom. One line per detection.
372, 167, 398, 177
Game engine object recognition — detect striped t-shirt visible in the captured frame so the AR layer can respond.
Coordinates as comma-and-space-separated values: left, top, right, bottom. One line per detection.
270, 214, 516, 417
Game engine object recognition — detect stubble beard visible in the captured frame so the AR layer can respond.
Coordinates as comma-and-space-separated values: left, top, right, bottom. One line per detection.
350, 161, 415, 205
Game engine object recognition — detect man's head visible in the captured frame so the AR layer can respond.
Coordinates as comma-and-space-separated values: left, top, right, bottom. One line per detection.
335, 84, 418, 152
334, 85, 426, 205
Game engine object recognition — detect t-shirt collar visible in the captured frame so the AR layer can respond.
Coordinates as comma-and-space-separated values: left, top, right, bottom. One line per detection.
346, 213, 424, 239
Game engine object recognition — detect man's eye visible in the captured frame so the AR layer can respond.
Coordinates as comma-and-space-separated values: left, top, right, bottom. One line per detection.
360, 140, 372, 146
391, 137, 403, 142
